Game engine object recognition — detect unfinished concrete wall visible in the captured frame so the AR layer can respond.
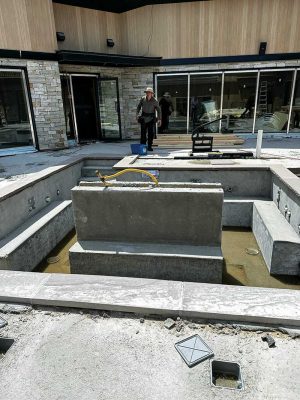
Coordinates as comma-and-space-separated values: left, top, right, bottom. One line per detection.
72, 185, 223, 246
271, 166, 300, 236
70, 183, 224, 283
0, 162, 82, 240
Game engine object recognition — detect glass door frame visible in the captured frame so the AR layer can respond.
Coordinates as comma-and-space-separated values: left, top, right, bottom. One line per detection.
222, 69, 259, 134
61, 73, 99, 143
254, 68, 296, 135
98, 77, 122, 141
0, 67, 37, 149
155, 67, 299, 135
60, 73, 122, 143
155, 72, 189, 134
189, 71, 223, 132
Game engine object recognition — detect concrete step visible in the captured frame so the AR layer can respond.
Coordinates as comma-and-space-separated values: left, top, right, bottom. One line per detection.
252, 200, 300, 275
0, 200, 74, 272
83, 157, 121, 167
69, 241, 223, 283
81, 166, 115, 178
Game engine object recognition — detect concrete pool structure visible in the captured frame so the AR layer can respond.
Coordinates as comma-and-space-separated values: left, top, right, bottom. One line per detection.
0, 146, 299, 309
0, 143, 300, 399
70, 182, 224, 282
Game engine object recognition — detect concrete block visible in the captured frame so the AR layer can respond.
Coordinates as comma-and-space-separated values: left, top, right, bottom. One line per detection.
252, 201, 300, 275
223, 198, 256, 227
0, 201, 74, 272
72, 185, 223, 246
69, 241, 223, 283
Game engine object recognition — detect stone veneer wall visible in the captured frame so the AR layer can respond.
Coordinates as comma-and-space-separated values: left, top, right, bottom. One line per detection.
63, 58, 300, 139
0, 58, 68, 150
2, 57, 300, 149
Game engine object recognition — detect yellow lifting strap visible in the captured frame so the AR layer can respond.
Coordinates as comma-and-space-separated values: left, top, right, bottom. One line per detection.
96, 168, 159, 187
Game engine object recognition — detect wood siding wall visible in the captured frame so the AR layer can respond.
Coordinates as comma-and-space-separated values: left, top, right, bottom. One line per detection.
53, 0, 300, 58
1, 0, 299, 57
53, 3, 123, 54
0, 0, 57, 52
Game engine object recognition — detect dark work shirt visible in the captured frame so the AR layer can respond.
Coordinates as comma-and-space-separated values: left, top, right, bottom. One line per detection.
137, 96, 162, 122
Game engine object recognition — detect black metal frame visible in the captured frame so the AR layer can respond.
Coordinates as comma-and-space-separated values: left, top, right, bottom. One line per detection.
0, 65, 39, 150
98, 76, 122, 141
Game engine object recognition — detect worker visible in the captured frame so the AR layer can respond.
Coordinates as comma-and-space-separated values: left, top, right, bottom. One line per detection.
136, 87, 161, 151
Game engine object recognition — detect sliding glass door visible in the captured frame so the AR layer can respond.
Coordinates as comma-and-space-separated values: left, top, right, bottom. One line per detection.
156, 68, 300, 135
60, 74, 122, 143
156, 74, 188, 134
254, 70, 294, 134
189, 73, 222, 133
222, 71, 258, 134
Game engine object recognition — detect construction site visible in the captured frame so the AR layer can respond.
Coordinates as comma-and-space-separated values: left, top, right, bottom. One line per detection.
1, 0, 300, 399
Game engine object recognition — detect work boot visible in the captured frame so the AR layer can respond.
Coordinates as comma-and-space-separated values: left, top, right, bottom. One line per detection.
147, 147, 153, 151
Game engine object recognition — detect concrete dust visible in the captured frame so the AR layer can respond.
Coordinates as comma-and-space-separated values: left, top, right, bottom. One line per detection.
0, 305, 299, 400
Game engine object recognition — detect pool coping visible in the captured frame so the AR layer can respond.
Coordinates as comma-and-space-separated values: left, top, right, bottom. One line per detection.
0, 270, 299, 327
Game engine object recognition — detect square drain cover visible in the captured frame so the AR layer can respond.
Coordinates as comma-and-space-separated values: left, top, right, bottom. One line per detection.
175, 334, 214, 367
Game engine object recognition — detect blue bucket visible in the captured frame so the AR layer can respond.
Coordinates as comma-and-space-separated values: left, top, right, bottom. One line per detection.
130, 144, 147, 155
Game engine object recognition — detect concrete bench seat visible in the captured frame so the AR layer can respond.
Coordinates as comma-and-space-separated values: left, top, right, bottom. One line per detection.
0, 200, 73, 271
69, 240, 223, 283
253, 201, 300, 275
223, 197, 268, 227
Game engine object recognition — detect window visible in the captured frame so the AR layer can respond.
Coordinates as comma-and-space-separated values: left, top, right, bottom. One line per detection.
0, 70, 34, 149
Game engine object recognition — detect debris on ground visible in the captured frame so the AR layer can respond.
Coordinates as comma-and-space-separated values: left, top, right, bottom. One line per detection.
232, 324, 275, 333
261, 333, 276, 348
0, 304, 32, 314
102, 312, 110, 318
279, 327, 300, 339
0, 316, 8, 329
139, 318, 145, 324
164, 318, 176, 330
176, 321, 184, 332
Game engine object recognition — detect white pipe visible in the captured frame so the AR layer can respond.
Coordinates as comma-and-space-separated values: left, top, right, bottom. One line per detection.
256, 129, 263, 158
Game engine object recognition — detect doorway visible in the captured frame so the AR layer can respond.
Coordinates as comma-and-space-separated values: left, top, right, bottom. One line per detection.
71, 76, 99, 142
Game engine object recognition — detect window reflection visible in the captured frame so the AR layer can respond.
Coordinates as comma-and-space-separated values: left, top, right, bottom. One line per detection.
254, 71, 293, 133
189, 74, 222, 133
60, 75, 75, 141
222, 72, 257, 134
157, 75, 188, 134
289, 71, 300, 133
0, 70, 33, 149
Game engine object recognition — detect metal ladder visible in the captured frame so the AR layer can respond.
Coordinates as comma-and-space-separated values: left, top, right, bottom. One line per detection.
258, 81, 268, 114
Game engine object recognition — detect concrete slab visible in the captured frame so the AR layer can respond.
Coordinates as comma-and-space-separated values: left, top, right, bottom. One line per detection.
69, 241, 223, 283
32, 273, 183, 315
1, 271, 299, 327
182, 282, 300, 326
253, 201, 300, 275
0, 309, 299, 400
0, 270, 49, 302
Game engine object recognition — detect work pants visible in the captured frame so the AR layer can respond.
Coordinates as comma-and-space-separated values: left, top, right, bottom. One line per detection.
140, 119, 154, 148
